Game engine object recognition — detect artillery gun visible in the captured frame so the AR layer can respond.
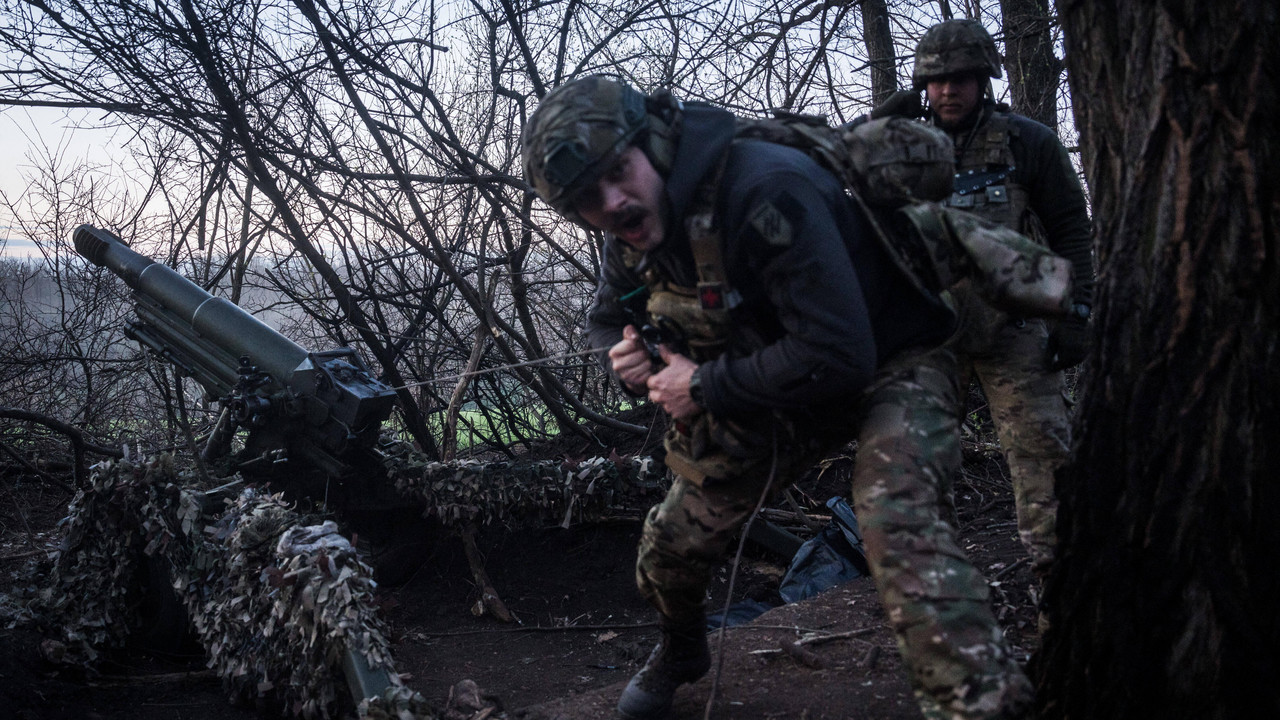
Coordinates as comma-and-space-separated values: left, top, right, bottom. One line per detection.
73, 224, 397, 478
57, 225, 671, 718
71, 224, 414, 707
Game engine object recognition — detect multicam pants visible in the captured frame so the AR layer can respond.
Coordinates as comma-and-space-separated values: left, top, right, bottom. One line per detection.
949, 285, 1072, 581
636, 347, 1032, 720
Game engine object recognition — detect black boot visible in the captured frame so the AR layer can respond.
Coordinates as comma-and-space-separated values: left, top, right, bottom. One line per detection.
617, 616, 712, 719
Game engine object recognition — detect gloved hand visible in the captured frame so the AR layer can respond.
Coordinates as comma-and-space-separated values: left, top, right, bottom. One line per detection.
870, 89, 923, 119
1046, 311, 1090, 370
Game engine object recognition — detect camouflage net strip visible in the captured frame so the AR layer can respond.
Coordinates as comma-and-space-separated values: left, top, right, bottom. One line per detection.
43, 456, 436, 719
381, 443, 668, 528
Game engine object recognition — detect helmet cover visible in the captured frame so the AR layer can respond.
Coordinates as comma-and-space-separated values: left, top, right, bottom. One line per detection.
521, 76, 649, 214
912, 19, 1002, 90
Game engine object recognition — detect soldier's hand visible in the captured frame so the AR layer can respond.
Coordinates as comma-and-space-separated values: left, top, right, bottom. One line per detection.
647, 346, 700, 421
870, 89, 923, 119
610, 325, 655, 394
1046, 313, 1090, 370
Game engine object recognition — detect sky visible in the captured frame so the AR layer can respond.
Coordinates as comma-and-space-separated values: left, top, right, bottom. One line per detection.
0, 105, 122, 259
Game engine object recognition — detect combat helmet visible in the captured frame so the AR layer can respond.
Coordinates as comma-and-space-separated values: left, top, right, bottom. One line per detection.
912, 19, 1002, 90
522, 76, 679, 221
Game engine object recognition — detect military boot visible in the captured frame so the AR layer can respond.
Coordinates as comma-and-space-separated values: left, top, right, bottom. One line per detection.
616, 616, 712, 719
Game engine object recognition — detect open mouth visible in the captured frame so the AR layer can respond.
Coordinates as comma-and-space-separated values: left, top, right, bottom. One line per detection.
616, 207, 647, 237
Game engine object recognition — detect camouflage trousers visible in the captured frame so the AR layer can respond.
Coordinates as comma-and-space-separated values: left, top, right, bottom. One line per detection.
636, 347, 1032, 720
950, 288, 1071, 581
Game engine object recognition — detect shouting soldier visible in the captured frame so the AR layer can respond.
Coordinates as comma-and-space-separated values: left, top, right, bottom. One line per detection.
521, 75, 1032, 720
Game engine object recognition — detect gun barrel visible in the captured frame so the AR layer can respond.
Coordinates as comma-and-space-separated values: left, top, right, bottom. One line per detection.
75, 224, 396, 474
74, 224, 308, 387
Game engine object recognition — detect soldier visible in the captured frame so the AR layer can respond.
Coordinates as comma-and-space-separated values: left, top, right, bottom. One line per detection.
911, 19, 1095, 587
521, 76, 1032, 720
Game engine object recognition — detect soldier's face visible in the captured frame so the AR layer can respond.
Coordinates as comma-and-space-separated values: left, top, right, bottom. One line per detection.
927, 73, 983, 129
575, 146, 667, 252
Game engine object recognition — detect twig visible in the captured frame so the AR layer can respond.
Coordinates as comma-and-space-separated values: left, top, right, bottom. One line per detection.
0, 547, 55, 562
0, 406, 123, 488
704, 429, 779, 720
0, 439, 76, 494
779, 639, 825, 669
409, 621, 657, 637
172, 371, 213, 485
87, 670, 216, 687
747, 626, 883, 667
746, 625, 881, 655
459, 521, 515, 623
792, 626, 880, 645
391, 346, 611, 390
714, 623, 843, 633
0, 476, 42, 549
993, 556, 1030, 581
778, 490, 823, 532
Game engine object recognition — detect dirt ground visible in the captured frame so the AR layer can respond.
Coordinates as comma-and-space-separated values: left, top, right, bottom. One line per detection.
0, 405, 1041, 720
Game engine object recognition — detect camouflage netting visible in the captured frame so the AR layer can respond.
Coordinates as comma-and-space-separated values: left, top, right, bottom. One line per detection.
42, 455, 437, 719
40, 447, 670, 719
184, 489, 431, 719
382, 442, 668, 528
41, 454, 186, 665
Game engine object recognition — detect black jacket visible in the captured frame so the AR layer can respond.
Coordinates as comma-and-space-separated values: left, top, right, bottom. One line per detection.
586, 104, 954, 420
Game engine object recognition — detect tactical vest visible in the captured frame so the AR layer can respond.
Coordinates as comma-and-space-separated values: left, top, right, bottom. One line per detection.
623, 157, 742, 364
945, 111, 1042, 243
624, 115, 956, 363
625, 116, 1074, 363
628, 130, 1073, 486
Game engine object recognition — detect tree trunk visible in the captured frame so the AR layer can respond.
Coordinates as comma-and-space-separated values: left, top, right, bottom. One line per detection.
860, 0, 897, 106
1037, 2, 1280, 718
1000, 0, 1059, 129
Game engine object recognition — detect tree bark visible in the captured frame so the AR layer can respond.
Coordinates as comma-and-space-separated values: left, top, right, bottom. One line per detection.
1000, 0, 1060, 129
860, 0, 897, 105
1038, 2, 1280, 718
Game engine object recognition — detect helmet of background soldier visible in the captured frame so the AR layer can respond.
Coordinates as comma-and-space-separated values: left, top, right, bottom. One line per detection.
911, 19, 1002, 90
521, 76, 680, 223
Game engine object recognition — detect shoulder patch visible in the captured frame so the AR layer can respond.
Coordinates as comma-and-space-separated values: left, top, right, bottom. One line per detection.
747, 197, 795, 247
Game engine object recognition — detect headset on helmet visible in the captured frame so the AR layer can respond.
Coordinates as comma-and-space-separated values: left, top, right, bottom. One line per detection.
911, 19, 1002, 91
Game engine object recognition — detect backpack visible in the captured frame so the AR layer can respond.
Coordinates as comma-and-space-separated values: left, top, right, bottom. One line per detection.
732, 112, 1074, 317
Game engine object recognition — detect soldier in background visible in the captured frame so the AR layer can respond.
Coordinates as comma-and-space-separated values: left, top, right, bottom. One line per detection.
911, 19, 1095, 591
521, 75, 1032, 720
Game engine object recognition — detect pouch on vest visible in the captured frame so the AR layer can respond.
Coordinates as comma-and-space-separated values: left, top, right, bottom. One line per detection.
662, 410, 827, 488
646, 286, 733, 362
663, 411, 775, 486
